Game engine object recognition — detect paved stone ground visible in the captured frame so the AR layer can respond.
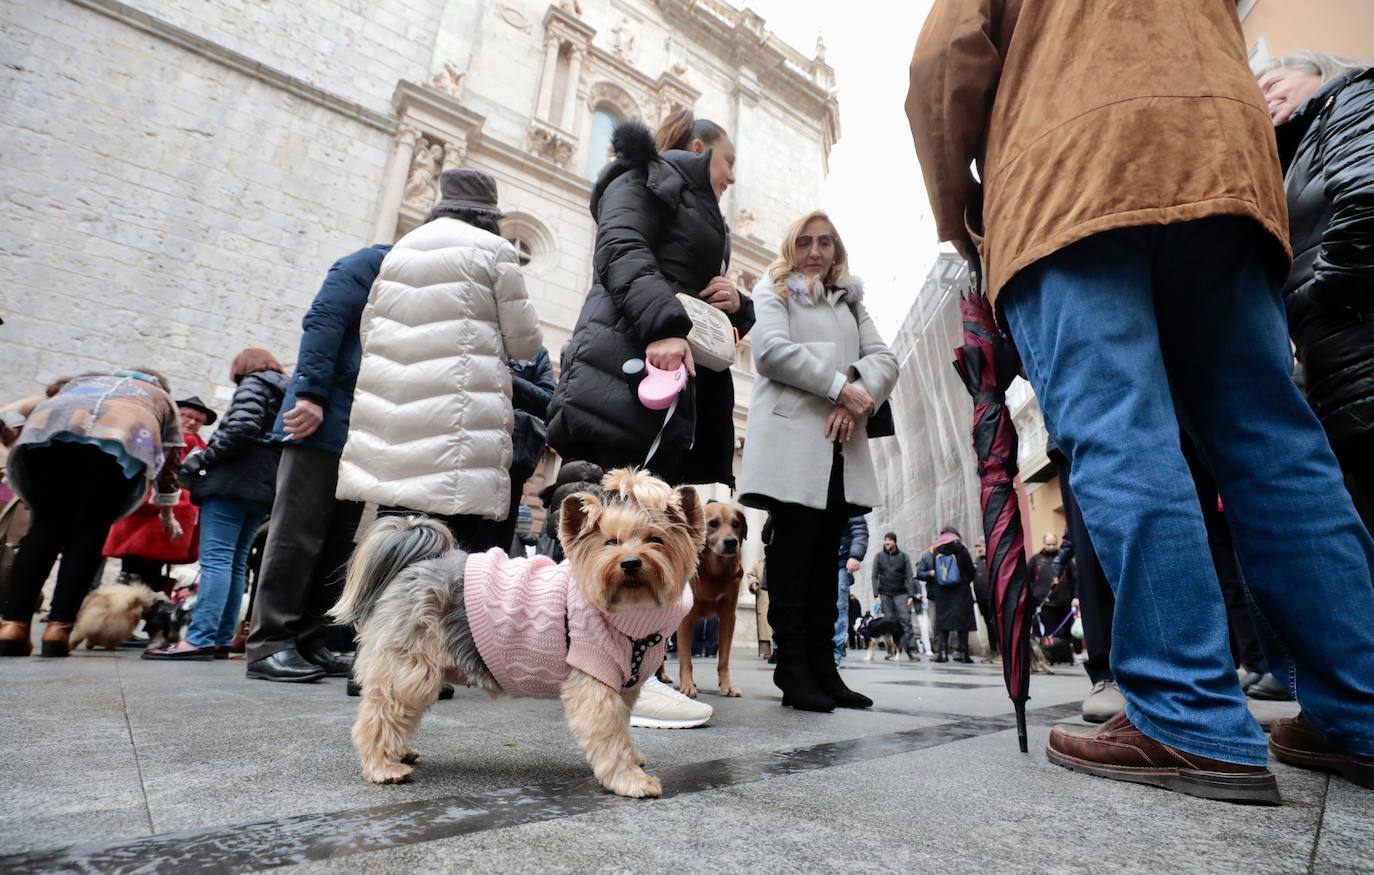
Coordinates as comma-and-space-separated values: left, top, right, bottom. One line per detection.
0, 646, 1367, 873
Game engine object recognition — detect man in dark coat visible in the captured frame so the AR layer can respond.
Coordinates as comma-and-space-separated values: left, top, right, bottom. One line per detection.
972, 537, 998, 661
547, 122, 753, 488
1260, 56, 1374, 535
871, 532, 917, 659
834, 514, 869, 663
245, 244, 390, 683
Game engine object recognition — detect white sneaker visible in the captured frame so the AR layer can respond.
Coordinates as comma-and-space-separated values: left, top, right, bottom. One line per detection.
630, 676, 714, 729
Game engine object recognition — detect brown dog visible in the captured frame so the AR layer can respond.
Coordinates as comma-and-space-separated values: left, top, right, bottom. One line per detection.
676, 502, 747, 698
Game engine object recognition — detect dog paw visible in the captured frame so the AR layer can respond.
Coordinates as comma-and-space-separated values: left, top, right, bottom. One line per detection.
679, 680, 699, 699
607, 768, 661, 798
363, 761, 414, 784
401, 750, 420, 765
721, 685, 742, 698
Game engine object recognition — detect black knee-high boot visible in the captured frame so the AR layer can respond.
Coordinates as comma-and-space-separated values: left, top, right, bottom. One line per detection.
765, 511, 834, 713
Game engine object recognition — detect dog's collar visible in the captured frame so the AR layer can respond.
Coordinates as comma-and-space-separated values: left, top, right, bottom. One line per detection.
622, 632, 663, 688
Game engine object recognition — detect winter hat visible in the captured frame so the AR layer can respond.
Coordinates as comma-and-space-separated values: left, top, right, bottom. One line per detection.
176, 396, 217, 425
430, 168, 503, 219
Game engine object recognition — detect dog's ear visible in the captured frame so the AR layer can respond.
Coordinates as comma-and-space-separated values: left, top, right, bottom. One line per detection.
735, 508, 748, 540
671, 486, 705, 539
559, 491, 603, 546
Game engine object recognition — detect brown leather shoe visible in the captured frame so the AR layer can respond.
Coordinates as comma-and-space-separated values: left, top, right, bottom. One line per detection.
1270, 713, 1374, 790
229, 620, 248, 654
40, 621, 74, 657
1047, 712, 1281, 804
0, 620, 32, 657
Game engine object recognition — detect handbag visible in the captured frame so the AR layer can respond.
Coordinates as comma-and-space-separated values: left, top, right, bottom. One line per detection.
867, 400, 895, 439
674, 292, 739, 372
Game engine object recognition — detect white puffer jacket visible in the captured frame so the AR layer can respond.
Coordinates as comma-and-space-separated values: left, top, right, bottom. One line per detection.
336, 217, 543, 518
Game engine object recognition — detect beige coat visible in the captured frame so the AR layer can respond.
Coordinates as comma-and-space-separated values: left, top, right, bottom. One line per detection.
906, 0, 1291, 308
336, 218, 542, 518
739, 275, 899, 513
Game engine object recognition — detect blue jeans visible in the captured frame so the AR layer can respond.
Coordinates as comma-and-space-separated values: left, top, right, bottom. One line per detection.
1003, 217, 1374, 765
186, 497, 269, 648
835, 568, 853, 662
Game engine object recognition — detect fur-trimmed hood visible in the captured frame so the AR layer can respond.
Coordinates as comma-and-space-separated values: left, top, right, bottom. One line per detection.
781, 272, 865, 306
589, 122, 719, 222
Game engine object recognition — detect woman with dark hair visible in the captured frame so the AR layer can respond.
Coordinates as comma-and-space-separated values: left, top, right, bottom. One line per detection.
0, 369, 183, 656
336, 168, 542, 547
548, 109, 754, 489
146, 349, 289, 659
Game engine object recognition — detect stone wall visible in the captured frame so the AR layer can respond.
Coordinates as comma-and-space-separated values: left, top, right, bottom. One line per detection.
0, 1, 401, 407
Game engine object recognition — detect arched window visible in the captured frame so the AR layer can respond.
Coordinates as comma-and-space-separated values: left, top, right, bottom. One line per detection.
585, 107, 623, 180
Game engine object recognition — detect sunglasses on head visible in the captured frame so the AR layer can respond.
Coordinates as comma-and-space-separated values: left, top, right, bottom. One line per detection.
796, 234, 835, 250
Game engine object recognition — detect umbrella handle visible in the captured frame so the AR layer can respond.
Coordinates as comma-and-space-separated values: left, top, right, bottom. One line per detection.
1015, 700, 1028, 754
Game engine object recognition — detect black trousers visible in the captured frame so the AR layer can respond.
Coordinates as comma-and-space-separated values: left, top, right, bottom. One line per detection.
1053, 453, 1114, 684
764, 447, 850, 657
5, 444, 132, 623
246, 445, 363, 663
1334, 434, 1374, 537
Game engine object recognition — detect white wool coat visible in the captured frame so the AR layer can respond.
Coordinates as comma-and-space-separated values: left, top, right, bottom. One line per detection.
336, 218, 543, 518
738, 274, 899, 512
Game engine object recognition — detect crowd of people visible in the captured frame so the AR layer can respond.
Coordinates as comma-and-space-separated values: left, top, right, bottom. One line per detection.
0, 1, 1371, 805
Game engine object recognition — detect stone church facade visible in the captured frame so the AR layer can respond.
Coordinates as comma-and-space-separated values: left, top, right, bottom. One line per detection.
0, 0, 841, 504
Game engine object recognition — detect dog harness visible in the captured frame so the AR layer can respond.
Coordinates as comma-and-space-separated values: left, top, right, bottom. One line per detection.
463, 549, 694, 698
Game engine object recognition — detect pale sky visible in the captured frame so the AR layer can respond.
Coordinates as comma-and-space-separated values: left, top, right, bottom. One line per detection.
746, 0, 942, 340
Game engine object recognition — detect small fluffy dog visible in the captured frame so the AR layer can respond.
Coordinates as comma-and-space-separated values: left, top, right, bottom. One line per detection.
675, 501, 746, 698
142, 593, 193, 650
334, 469, 705, 797
69, 583, 162, 651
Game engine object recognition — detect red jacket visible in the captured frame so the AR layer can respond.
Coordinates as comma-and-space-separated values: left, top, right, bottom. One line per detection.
103, 432, 206, 565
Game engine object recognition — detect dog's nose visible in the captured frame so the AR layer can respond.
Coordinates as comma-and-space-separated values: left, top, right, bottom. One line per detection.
620, 556, 642, 575
722, 537, 739, 551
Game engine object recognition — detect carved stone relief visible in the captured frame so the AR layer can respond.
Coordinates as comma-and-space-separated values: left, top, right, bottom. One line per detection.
429, 60, 465, 99
403, 137, 444, 210
610, 15, 638, 63
525, 122, 576, 169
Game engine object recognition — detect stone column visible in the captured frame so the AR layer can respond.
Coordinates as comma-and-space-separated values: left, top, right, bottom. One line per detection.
372, 123, 420, 244
560, 46, 584, 132
536, 37, 561, 121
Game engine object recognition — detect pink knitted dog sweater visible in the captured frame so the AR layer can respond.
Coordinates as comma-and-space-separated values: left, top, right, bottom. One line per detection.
463, 549, 694, 698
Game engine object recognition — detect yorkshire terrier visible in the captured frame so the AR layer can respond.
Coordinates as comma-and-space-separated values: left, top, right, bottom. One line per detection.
69, 583, 163, 651
333, 469, 705, 798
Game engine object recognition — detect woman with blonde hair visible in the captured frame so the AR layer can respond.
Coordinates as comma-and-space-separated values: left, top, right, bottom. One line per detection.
147, 349, 289, 659
739, 211, 899, 711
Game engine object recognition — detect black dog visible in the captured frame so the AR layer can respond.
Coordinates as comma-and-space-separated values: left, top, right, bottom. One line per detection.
143, 597, 194, 650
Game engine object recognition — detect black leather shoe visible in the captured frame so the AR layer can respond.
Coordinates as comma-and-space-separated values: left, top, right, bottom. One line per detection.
246, 649, 326, 683
774, 654, 835, 713
299, 644, 353, 678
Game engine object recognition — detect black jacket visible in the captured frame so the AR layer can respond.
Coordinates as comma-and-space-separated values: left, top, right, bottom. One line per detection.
547, 122, 755, 487
871, 546, 914, 597
837, 515, 869, 567
183, 370, 289, 508
931, 539, 978, 633
510, 348, 555, 483
1277, 68, 1374, 448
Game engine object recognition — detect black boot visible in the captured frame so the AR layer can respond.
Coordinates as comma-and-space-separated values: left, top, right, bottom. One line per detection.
809, 648, 872, 709
774, 650, 836, 712
933, 636, 949, 663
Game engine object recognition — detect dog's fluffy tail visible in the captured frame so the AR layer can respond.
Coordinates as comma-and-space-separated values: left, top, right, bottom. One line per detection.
332, 516, 454, 627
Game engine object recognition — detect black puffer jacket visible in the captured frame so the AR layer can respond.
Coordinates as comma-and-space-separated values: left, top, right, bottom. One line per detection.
181, 370, 289, 508
1277, 67, 1374, 448
547, 122, 755, 487
510, 348, 555, 483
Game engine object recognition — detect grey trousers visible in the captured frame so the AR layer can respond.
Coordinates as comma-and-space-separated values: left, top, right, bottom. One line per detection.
879, 593, 915, 650
246, 445, 363, 663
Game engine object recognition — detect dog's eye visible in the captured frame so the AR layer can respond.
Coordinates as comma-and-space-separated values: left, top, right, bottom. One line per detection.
605, 537, 620, 546
709, 520, 720, 528
645, 536, 664, 545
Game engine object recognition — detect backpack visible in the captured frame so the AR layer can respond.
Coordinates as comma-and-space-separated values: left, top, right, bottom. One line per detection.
935, 553, 962, 588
